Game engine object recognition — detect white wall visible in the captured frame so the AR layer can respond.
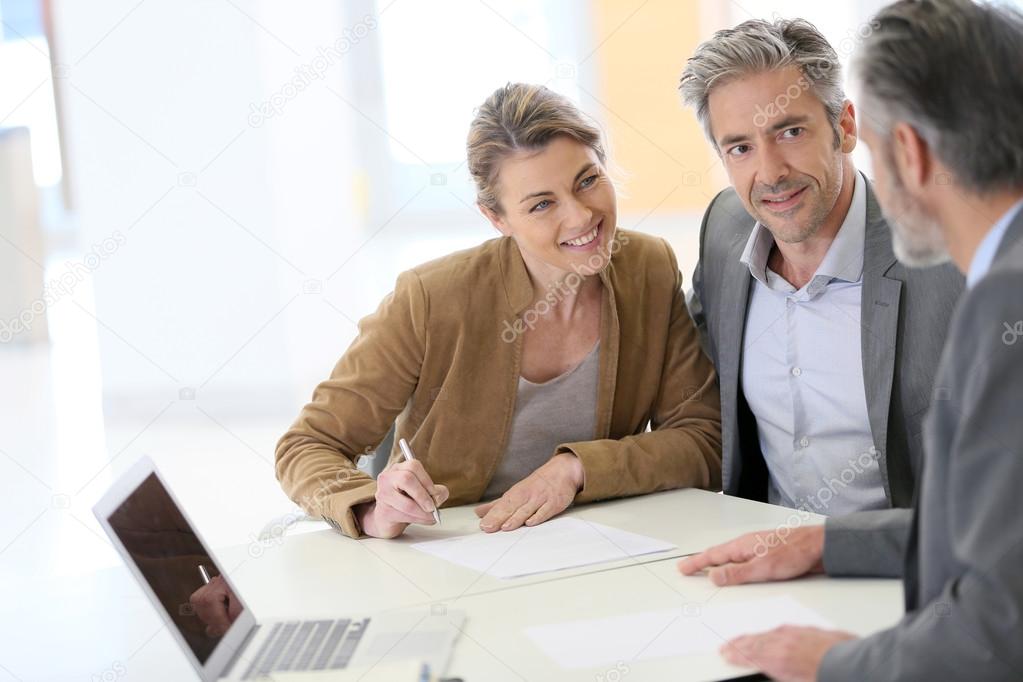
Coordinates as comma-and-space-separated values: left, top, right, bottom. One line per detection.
50, 0, 392, 418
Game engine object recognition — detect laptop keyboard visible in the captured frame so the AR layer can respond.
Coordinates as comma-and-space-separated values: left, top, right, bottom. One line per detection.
240, 617, 371, 679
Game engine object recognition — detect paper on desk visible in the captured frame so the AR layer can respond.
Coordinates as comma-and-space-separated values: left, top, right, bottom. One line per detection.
525, 595, 835, 669
410, 517, 676, 579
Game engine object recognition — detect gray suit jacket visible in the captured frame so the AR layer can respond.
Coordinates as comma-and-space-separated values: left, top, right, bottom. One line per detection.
689, 178, 963, 513
820, 206, 1023, 681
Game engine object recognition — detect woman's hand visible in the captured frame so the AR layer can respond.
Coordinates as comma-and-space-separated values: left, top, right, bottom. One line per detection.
474, 452, 584, 532
189, 575, 242, 637
355, 459, 449, 539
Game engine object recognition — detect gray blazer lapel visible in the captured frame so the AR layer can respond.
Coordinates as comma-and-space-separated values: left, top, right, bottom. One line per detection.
718, 235, 752, 492
719, 234, 753, 418
860, 184, 902, 482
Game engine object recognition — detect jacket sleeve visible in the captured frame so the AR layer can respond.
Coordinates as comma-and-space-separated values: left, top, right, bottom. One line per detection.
274, 270, 427, 538
560, 239, 723, 501
822, 509, 913, 578
819, 271, 1023, 681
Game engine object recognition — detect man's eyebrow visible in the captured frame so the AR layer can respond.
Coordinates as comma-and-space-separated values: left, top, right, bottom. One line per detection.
718, 132, 750, 148
767, 114, 811, 133
717, 114, 813, 149
519, 162, 597, 203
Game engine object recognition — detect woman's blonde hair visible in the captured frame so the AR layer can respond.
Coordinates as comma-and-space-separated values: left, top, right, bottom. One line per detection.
467, 83, 607, 214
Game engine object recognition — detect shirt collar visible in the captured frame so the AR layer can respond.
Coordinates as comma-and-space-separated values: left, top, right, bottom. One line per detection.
966, 198, 1023, 288
738, 217, 774, 285
740, 171, 867, 287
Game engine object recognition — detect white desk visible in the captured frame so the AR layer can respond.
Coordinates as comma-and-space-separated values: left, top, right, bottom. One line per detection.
216, 490, 830, 618
7, 490, 903, 681
442, 559, 901, 681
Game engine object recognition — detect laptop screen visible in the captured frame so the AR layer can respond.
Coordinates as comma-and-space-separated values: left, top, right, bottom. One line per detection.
106, 472, 245, 664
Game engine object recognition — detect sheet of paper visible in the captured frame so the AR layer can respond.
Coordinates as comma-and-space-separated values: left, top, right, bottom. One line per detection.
524, 595, 836, 669
410, 517, 676, 579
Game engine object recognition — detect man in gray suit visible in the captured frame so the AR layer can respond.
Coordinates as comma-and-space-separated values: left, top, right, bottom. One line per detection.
679, 18, 963, 517
679, 0, 1023, 679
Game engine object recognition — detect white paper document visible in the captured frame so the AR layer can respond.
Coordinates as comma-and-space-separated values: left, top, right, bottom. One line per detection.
409, 517, 676, 579
524, 595, 836, 669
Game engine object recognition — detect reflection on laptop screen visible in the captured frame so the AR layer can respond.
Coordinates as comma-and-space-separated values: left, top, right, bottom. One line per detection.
107, 473, 243, 664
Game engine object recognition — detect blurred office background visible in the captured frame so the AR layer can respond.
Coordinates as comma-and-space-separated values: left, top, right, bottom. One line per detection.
0, 4, 988, 674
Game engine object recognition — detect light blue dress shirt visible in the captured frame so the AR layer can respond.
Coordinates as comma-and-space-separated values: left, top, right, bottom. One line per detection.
966, 198, 1023, 288
739, 172, 888, 515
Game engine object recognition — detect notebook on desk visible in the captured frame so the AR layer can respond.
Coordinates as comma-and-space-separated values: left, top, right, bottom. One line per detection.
93, 456, 464, 681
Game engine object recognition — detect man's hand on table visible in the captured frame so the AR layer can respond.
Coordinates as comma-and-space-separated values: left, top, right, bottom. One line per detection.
677, 524, 826, 586
722, 626, 856, 682
678, 525, 847, 680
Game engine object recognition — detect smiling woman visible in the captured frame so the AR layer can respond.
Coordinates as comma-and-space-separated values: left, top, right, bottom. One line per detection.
275, 83, 723, 540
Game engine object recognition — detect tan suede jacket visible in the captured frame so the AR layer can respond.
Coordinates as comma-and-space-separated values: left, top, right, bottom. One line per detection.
275, 229, 723, 537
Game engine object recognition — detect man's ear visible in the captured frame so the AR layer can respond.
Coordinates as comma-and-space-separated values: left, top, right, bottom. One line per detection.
891, 121, 932, 193
838, 100, 858, 154
479, 203, 511, 237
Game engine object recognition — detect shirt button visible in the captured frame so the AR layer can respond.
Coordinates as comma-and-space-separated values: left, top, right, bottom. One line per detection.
869, 446, 879, 457
799, 436, 810, 448
791, 367, 802, 377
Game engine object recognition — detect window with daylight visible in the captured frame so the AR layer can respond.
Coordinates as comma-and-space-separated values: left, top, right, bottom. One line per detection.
0, 0, 63, 191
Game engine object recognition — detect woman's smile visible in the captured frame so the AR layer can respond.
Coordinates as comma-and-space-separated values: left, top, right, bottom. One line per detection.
559, 219, 603, 252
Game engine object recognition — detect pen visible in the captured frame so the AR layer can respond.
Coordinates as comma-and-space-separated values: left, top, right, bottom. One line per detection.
198, 564, 212, 585
398, 438, 441, 525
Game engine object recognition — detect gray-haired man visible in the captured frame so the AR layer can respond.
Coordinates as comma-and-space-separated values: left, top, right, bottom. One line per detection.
680, 0, 1023, 679
679, 17, 963, 518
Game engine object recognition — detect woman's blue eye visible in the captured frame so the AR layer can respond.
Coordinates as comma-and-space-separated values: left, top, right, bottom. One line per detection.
531, 199, 551, 212
580, 174, 598, 188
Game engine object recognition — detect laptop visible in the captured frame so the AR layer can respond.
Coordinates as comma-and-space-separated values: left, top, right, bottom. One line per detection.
93, 456, 464, 681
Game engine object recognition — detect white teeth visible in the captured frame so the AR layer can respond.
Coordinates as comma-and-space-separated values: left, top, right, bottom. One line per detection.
563, 225, 599, 247
765, 189, 801, 203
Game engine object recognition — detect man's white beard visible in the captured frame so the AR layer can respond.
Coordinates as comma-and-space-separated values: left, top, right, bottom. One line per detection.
889, 213, 952, 267
884, 180, 951, 268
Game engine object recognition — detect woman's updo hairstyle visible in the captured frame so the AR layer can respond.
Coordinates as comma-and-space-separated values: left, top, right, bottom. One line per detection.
467, 83, 607, 214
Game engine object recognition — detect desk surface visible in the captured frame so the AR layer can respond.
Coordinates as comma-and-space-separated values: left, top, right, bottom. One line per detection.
218, 489, 830, 618
442, 558, 901, 681
7, 490, 902, 682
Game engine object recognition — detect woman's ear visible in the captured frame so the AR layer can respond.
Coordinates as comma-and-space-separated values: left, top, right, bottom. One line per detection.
479, 203, 512, 237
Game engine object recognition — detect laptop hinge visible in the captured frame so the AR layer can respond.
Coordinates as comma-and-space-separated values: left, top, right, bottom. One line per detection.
220, 624, 260, 680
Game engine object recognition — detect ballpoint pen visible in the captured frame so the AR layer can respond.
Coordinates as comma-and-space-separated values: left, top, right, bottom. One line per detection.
398, 438, 441, 525
198, 564, 212, 585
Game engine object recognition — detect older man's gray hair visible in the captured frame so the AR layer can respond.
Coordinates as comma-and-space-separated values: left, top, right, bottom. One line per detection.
679, 18, 845, 146
853, 0, 1023, 194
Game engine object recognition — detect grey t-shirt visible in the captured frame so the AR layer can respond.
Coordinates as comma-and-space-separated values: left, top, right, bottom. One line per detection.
482, 341, 600, 500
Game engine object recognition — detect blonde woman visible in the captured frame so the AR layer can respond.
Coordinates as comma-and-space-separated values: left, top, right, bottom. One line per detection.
276, 83, 722, 539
